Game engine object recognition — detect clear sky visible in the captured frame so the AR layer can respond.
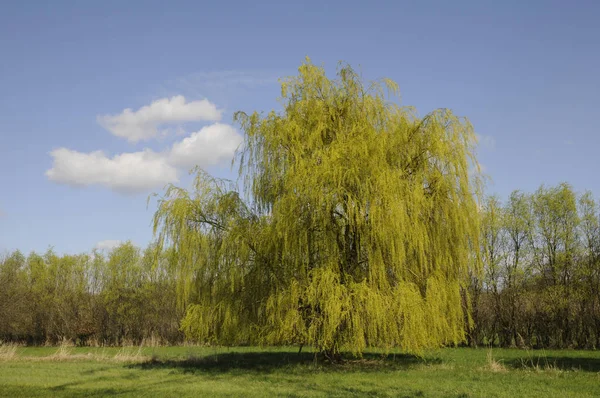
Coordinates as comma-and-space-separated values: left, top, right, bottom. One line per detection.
1, 0, 599, 254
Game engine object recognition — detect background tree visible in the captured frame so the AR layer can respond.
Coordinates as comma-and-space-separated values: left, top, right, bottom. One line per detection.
530, 183, 579, 346
0, 251, 29, 341
478, 196, 506, 345
470, 183, 600, 349
0, 243, 183, 346
577, 192, 600, 347
502, 190, 531, 346
153, 59, 482, 357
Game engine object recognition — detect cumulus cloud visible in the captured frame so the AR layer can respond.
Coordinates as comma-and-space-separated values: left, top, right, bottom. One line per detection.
45, 121, 243, 193
94, 240, 123, 251
97, 96, 222, 143
168, 123, 243, 169
47, 91, 244, 194
46, 148, 178, 193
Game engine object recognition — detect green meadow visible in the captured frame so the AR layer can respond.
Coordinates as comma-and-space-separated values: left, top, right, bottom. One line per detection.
1, 345, 599, 397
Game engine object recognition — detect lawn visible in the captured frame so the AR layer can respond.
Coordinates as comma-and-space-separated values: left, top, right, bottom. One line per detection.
0, 345, 599, 397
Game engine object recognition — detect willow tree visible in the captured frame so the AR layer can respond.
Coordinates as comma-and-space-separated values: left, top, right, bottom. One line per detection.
153, 59, 482, 356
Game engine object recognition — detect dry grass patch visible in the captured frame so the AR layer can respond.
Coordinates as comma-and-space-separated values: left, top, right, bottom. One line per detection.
0, 342, 18, 361
483, 350, 508, 373
0, 341, 149, 363
112, 346, 148, 363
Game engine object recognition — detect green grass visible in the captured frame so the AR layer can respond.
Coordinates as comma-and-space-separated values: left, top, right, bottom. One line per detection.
1, 345, 599, 397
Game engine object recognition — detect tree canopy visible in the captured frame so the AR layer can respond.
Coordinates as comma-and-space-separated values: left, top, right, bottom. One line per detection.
152, 59, 482, 356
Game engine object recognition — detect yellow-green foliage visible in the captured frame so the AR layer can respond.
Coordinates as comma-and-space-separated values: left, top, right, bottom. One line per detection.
153, 58, 482, 355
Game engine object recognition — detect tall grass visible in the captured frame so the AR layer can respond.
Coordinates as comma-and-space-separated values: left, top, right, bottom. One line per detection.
0, 341, 18, 361
0, 339, 149, 363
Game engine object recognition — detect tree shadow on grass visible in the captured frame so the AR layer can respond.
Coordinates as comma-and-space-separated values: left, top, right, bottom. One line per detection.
507, 356, 600, 372
129, 350, 439, 374
1, 384, 135, 398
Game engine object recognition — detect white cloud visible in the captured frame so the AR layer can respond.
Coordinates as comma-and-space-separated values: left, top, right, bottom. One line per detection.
476, 133, 496, 150
97, 96, 222, 143
168, 123, 243, 169
94, 240, 123, 251
47, 90, 242, 194
46, 148, 178, 193
45, 122, 242, 193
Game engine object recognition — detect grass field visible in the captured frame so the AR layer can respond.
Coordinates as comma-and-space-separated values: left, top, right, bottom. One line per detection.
1, 345, 599, 397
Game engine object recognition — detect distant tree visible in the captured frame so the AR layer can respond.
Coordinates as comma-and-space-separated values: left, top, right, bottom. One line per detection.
479, 196, 506, 344
0, 251, 29, 341
0, 243, 184, 346
577, 192, 600, 347
502, 190, 531, 346
530, 184, 579, 346
152, 59, 482, 357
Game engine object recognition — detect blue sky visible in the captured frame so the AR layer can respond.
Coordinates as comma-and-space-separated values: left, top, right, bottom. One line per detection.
1, 0, 599, 254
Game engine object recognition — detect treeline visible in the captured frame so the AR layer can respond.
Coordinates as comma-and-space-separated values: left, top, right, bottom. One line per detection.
0, 242, 183, 345
470, 183, 600, 349
2, 183, 600, 349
